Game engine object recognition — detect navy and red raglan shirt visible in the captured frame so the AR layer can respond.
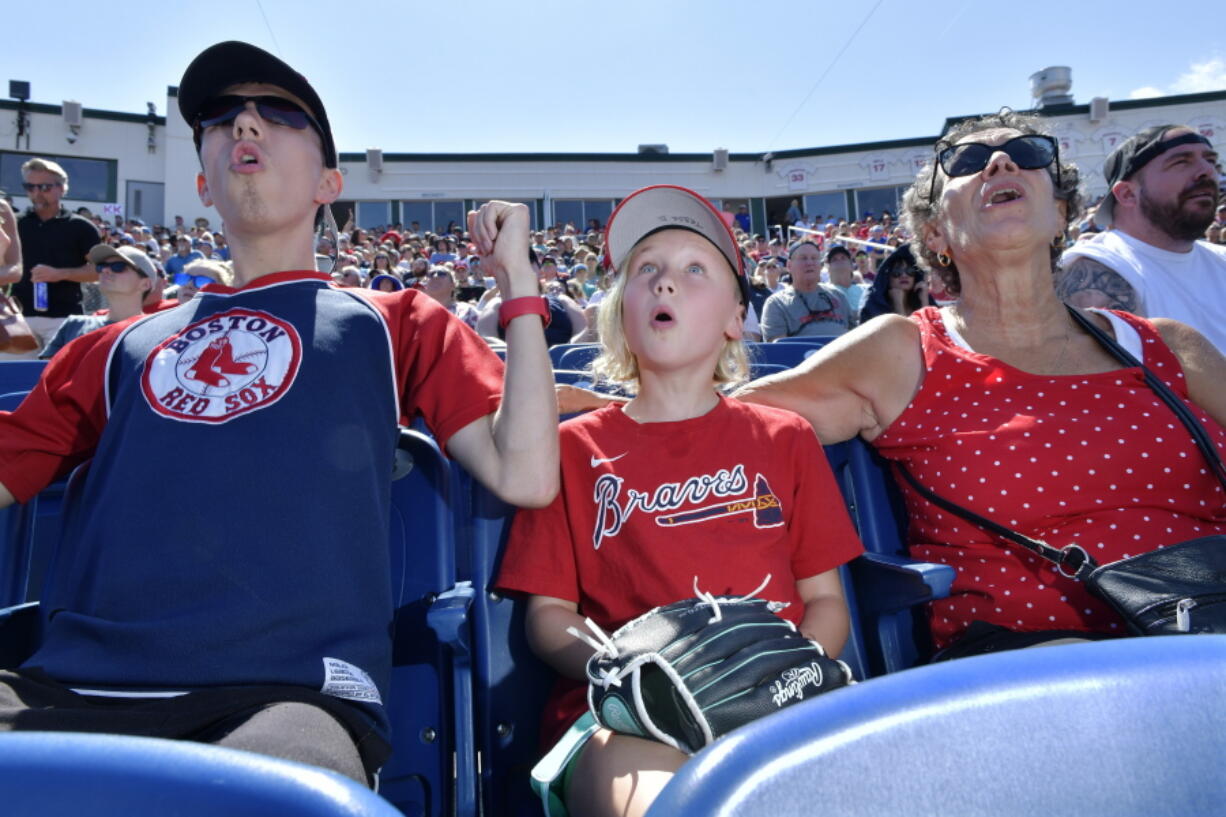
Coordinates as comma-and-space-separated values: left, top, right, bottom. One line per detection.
0, 271, 503, 740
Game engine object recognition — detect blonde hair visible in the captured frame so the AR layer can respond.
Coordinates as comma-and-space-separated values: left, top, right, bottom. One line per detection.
183, 258, 232, 286
21, 157, 69, 195
590, 249, 749, 395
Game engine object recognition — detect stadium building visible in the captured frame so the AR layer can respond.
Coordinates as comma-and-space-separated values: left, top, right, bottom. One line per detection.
2, 67, 1223, 233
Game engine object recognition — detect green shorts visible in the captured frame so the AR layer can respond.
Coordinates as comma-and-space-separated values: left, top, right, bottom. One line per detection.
530, 712, 600, 817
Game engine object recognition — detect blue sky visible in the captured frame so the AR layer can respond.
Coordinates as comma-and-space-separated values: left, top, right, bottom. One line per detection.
6, 0, 1225, 155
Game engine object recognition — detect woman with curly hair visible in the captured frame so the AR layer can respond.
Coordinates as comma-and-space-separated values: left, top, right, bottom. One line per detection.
738, 111, 1226, 656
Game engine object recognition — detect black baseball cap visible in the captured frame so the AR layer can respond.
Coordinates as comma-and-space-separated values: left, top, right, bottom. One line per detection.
1093, 124, 1212, 228
825, 245, 852, 262
177, 41, 337, 169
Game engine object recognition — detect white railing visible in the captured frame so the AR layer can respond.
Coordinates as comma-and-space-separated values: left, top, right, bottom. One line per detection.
787, 225, 894, 253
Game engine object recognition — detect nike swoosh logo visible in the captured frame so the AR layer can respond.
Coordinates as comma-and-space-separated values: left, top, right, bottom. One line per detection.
590, 453, 628, 467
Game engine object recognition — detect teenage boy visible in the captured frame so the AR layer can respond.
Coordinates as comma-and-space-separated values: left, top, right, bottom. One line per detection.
0, 41, 557, 785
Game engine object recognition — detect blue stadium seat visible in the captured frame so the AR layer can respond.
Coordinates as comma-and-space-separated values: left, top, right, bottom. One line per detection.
552, 369, 594, 388
647, 636, 1226, 817
0, 500, 35, 609
769, 335, 839, 346
455, 472, 552, 817
0, 458, 90, 613
0, 732, 403, 816
748, 362, 787, 379
382, 428, 476, 817
0, 360, 47, 395
547, 343, 597, 369
825, 439, 953, 675
746, 342, 822, 368
0, 391, 30, 411
555, 344, 601, 372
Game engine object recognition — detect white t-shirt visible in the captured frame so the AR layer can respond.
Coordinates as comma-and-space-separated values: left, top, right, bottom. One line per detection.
1061, 230, 1226, 353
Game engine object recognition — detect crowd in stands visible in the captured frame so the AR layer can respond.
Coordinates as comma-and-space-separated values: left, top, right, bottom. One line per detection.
3, 168, 1225, 362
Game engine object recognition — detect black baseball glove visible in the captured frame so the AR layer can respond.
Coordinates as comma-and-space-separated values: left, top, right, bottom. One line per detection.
572, 593, 854, 755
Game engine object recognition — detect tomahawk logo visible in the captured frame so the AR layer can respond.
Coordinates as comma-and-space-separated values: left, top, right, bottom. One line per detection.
141, 308, 302, 424
590, 467, 784, 550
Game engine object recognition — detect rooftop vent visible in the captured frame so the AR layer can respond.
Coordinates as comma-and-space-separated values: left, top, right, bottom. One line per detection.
1030, 66, 1074, 109
637, 144, 669, 155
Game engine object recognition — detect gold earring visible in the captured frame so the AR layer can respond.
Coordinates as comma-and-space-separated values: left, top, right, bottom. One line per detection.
937, 251, 952, 266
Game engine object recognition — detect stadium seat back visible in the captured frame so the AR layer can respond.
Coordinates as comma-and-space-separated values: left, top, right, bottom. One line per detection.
0, 390, 30, 411
457, 474, 554, 817
0, 731, 403, 816
547, 343, 597, 369
825, 439, 947, 676
0, 361, 48, 395
381, 428, 475, 817
647, 636, 1226, 817
555, 344, 601, 372
746, 342, 819, 368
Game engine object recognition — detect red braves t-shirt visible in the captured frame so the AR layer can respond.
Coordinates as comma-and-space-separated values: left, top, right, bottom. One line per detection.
874, 307, 1226, 647
496, 396, 863, 745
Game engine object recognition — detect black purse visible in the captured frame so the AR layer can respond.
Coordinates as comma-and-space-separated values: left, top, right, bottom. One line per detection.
897, 307, 1226, 636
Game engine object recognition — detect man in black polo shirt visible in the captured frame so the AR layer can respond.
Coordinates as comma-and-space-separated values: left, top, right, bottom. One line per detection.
7, 158, 99, 359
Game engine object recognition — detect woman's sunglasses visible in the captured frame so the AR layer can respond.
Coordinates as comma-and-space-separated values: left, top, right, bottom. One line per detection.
173, 272, 216, 288
193, 95, 324, 142
929, 134, 1059, 202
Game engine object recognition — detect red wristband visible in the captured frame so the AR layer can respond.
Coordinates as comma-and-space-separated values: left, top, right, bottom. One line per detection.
499, 296, 551, 330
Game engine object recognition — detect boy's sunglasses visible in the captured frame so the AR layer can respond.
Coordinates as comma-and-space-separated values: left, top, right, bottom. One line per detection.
929, 134, 1059, 202
193, 95, 324, 142
173, 272, 216, 288
22, 182, 61, 193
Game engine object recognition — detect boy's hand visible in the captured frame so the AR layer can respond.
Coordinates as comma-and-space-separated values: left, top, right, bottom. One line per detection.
469, 202, 536, 299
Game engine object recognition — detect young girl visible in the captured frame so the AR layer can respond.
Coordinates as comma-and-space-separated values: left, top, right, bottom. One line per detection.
496, 185, 863, 817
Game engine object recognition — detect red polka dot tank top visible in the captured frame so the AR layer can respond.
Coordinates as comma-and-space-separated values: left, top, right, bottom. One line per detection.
873, 306, 1226, 647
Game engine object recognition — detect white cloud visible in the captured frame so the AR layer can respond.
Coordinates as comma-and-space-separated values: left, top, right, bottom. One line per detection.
1129, 57, 1226, 99
1170, 57, 1226, 94
1128, 86, 1163, 99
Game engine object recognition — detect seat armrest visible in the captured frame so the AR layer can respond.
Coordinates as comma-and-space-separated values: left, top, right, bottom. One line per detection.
426, 581, 474, 658
0, 601, 41, 670
849, 553, 955, 614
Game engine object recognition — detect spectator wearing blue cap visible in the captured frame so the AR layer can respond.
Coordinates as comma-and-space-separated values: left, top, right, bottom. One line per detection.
164, 234, 204, 279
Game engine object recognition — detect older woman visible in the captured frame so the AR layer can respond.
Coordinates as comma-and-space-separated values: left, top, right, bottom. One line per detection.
738, 111, 1226, 656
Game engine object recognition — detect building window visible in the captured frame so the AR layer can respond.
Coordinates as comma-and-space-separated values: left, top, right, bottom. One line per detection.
552, 199, 615, 231
853, 186, 908, 221
399, 200, 465, 234
473, 200, 539, 231
355, 200, 391, 230
802, 191, 849, 224
1, 150, 117, 204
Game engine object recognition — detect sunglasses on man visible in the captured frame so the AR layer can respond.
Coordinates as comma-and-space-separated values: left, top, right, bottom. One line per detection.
193, 95, 326, 145
22, 182, 61, 193
173, 272, 216, 288
929, 134, 1059, 202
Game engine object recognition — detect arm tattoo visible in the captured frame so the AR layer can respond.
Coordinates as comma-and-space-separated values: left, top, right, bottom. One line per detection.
1054, 256, 1141, 313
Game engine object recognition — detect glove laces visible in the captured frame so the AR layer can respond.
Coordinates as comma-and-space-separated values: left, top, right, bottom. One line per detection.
564, 574, 773, 689
693, 573, 772, 623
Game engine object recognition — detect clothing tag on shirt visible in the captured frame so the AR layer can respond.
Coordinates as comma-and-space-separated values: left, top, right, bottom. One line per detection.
321, 657, 383, 705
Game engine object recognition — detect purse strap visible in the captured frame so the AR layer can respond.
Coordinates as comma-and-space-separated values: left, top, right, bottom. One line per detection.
895, 307, 1226, 580
895, 465, 1097, 579
1066, 307, 1226, 492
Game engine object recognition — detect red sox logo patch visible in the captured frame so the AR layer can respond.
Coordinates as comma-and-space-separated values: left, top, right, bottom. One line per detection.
141, 308, 302, 424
